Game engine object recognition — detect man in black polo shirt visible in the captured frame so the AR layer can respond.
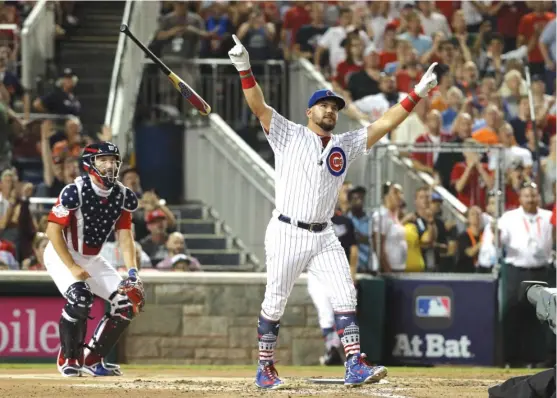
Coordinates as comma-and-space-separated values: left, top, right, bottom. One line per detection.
33, 68, 81, 116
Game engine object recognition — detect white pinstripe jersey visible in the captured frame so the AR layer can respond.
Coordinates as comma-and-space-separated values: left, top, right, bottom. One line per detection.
265, 109, 369, 223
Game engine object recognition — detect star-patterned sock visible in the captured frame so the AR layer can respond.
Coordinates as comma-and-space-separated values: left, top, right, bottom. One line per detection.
334, 311, 360, 358
257, 314, 279, 364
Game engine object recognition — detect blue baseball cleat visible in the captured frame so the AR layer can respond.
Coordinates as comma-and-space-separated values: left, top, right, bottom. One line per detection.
255, 361, 284, 389
81, 359, 123, 377
344, 353, 388, 387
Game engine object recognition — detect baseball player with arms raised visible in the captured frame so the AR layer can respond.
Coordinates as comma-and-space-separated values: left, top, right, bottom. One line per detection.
44, 141, 144, 377
228, 35, 438, 389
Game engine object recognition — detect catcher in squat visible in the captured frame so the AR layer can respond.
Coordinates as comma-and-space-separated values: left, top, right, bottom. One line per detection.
44, 141, 145, 377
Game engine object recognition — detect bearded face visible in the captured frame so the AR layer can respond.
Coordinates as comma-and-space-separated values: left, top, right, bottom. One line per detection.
307, 99, 340, 133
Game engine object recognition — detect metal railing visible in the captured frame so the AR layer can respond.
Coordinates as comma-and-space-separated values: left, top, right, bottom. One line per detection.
139, 58, 287, 129
104, 0, 160, 157
183, 114, 275, 267
289, 58, 469, 221
21, 0, 55, 93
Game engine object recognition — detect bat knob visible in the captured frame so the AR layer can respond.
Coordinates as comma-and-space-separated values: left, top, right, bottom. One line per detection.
120, 24, 128, 33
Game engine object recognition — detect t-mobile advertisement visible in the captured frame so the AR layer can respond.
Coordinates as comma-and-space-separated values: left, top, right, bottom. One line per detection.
0, 297, 105, 358
384, 276, 497, 366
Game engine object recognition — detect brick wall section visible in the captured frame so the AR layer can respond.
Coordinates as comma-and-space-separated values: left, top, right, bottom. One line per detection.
122, 273, 325, 365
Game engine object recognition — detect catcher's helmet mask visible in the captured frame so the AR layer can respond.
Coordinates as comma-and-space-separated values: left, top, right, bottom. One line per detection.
81, 142, 122, 189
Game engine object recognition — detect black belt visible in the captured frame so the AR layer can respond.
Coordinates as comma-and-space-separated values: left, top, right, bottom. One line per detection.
278, 214, 327, 233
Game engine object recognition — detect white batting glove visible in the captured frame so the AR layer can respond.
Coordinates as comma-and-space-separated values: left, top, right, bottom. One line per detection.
228, 34, 251, 72
414, 62, 438, 98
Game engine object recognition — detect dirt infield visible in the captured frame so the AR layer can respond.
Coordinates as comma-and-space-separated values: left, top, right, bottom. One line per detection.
0, 365, 538, 398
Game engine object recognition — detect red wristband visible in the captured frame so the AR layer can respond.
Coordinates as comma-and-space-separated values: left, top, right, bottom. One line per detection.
239, 69, 256, 90
400, 90, 421, 112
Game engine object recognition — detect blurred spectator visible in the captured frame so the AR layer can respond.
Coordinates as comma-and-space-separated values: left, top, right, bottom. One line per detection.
346, 186, 375, 274
21, 232, 48, 270
472, 103, 503, 145
155, 232, 201, 271
281, 1, 310, 60
0, 247, 17, 270
509, 96, 531, 145
314, 7, 369, 75
346, 45, 381, 101
440, 86, 465, 133
0, 44, 27, 112
352, 73, 405, 123
139, 207, 177, 265
477, 191, 499, 273
0, 168, 18, 241
33, 68, 81, 116
517, 2, 555, 76
488, 122, 533, 175
450, 10, 478, 49
409, 187, 437, 271
372, 182, 407, 273
477, 33, 505, 80
100, 226, 152, 272
120, 167, 143, 198
293, 3, 327, 63
418, 1, 451, 38
538, 17, 556, 93
411, 109, 448, 175
391, 94, 429, 144
429, 68, 454, 113
337, 181, 353, 215
500, 69, 527, 119
236, 9, 277, 63
522, 122, 548, 169
451, 139, 494, 209
397, 10, 432, 56
505, 159, 531, 211
49, 117, 84, 158
138, 190, 176, 239
435, 112, 473, 191
384, 39, 425, 93
378, 22, 397, 69
200, 2, 235, 58
430, 191, 458, 272
364, 0, 390, 51
332, 34, 364, 97
457, 60, 480, 98
455, 205, 484, 273
494, 1, 529, 52
540, 135, 556, 205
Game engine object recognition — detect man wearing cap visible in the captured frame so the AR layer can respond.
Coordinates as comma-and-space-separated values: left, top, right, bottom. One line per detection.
139, 209, 173, 265
351, 73, 406, 123
229, 33, 438, 388
346, 44, 381, 101
33, 68, 81, 116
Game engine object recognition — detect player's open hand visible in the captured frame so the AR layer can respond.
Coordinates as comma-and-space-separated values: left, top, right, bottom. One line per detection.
228, 34, 251, 72
414, 62, 438, 98
69, 264, 90, 281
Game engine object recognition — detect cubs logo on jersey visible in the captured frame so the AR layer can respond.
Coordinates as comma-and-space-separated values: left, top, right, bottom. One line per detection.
326, 147, 346, 177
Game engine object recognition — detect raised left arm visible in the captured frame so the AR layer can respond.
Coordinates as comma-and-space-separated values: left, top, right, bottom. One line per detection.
365, 63, 438, 149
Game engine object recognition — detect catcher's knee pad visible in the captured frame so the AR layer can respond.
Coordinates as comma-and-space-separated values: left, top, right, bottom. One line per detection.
84, 291, 134, 362
60, 282, 94, 360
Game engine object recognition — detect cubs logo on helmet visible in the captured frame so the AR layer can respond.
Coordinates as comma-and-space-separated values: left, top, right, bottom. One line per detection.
326, 147, 346, 177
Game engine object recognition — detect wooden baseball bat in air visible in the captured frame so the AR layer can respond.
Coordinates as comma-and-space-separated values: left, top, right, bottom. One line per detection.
119, 24, 211, 116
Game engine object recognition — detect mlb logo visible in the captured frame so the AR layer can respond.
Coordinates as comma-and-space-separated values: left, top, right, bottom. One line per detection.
416, 296, 451, 318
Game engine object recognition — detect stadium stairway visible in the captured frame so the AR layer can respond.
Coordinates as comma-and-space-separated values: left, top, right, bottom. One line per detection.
56, 1, 125, 136
168, 201, 258, 272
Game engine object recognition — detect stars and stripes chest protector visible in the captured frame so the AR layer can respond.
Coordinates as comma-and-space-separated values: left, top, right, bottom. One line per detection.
79, 178, 125, 248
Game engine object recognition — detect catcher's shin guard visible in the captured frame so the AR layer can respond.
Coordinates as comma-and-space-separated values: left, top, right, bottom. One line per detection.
59, 282, 94, 362
83, 291, 134, 369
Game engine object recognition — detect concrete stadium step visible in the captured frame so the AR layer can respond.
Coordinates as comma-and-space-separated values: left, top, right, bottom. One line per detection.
64, 35, 119, 44
178, 220, 219, 235
172, 205, 206, 220
184, 234, 229, 250
190, 249, 245, 266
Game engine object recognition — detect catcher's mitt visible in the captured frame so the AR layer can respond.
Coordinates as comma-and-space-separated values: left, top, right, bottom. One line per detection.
117, 277, 145, 314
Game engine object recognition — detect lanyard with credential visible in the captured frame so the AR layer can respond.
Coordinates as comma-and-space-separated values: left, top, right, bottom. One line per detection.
522, 217, 541, 238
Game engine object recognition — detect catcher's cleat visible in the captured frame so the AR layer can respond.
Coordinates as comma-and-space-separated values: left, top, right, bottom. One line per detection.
81, 359, 123, 377
344, 353, 388, 387
255, 361, 284, 389
57, 348, 82, 377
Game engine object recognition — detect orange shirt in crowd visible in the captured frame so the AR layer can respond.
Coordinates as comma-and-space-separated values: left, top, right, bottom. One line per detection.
518, 12, 556, 63
472, 128, 500, 145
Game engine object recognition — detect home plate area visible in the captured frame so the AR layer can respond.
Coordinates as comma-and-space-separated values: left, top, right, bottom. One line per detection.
0, 367, 528, 398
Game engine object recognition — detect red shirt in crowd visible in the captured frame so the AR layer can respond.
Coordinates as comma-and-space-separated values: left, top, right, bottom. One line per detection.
395, 69, 423, 93
450, 162, 490, 209
379, 51, 397, 70
551, 203, 556, 226
411, 133, 449, 168
282, 4, 311, 47
518, 11, 556, 63
435, 1, 460, 23
504, 184, 521, 210
334, 61, 363, 89
494, 1, 529, 38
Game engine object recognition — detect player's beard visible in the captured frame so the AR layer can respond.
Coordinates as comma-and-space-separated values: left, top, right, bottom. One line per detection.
317, 115, 336, 132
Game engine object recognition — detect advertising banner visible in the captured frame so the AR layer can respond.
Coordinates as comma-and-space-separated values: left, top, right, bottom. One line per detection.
0, 297, 105, 359
384, 275, 498, 366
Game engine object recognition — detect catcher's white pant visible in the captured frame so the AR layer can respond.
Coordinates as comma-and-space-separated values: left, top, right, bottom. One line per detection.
43, 242, 122, 300
261, 215, 356, 321
307, 272, 335, 329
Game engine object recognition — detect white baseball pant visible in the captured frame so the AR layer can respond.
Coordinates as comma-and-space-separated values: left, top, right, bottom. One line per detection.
43, 242, 122, 300
307, 272, 335, 330
261, 215, 356, 321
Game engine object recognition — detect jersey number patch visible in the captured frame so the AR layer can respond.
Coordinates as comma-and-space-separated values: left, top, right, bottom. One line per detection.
326, 147, 347, 177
